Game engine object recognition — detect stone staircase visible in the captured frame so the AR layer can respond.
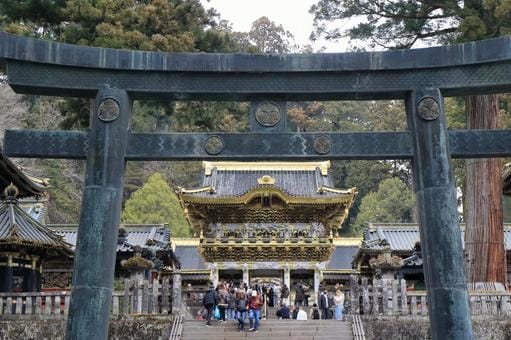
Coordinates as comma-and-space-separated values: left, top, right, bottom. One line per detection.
180, 319, 354, 340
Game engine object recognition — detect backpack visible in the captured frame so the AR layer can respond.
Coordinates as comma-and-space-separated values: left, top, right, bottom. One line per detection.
236, 298, 247, 312
218, 290, 228, 305
312, 308, 320, 320
224, 293, 232, 305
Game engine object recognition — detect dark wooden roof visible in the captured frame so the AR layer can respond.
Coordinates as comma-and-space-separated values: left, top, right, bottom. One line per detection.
0, 150, 48, 199
200, 170, 338, 198
0, 198, 72, 256
174, 245, 207, 270
354, 223, 511, 265
181, 161, 354, 200
49, 224, 171, 252
326, 246, 360, 270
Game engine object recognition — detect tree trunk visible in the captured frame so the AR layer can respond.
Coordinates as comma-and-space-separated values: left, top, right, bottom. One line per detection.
464, 94, 506, 285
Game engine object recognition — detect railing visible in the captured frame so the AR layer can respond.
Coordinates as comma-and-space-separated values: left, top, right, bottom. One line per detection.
407, 291, 511, 317
350, 278, 511, 317
352, 315, 366, 340
204, 223, 327, 240
169, 314, 184, 340
0, 291, 70, 316
0, 278, 174, 316
202, 236, 331, 244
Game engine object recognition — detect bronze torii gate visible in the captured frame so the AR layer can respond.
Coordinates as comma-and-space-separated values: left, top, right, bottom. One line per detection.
3, 32, 511, 339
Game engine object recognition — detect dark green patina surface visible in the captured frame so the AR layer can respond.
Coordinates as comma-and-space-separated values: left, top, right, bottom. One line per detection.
5, 129, 511, 160
3, 31, 511, 339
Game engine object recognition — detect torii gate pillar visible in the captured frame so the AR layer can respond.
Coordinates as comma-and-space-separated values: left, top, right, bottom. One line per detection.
407, 88, 472, 339
65, 88, 131, 340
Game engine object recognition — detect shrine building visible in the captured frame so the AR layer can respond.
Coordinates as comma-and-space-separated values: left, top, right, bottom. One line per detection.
176, 161, 359, 296
0, 151, 72, 292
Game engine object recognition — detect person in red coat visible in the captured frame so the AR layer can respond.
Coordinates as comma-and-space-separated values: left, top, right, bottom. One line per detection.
248, 290, 263, 332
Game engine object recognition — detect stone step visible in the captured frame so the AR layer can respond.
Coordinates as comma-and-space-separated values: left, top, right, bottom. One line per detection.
183, 323, 351, 330
182, 336, 352, 340
180, 319, 354, 340
181, 332, 354, 339
183, 332, 352, 338
184, 320, 348, 325
183, 329, 351, 339
186, 325, 351, 334
186, 321, 351, 329
183, 326, 352, 332
183, 325, 351, 332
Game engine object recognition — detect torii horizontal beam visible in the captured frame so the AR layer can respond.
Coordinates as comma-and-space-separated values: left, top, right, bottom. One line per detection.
2, 32, 511, 99
5, 129, 511, 160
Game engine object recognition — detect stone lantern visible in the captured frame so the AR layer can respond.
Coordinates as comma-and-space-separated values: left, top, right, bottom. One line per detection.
121, 245, 154, 283
369, 240, 403, 281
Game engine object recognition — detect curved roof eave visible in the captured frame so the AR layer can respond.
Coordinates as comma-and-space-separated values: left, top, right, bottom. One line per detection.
0, 151, 49, 198
179, 186, 356, 206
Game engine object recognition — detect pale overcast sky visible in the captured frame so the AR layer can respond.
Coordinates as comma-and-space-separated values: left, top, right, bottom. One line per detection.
200, 0, 347, 52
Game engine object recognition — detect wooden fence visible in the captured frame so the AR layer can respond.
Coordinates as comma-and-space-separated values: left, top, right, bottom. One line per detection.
0, 278, 174, 316
3, 278, 510, 318
350, 278, 511, 317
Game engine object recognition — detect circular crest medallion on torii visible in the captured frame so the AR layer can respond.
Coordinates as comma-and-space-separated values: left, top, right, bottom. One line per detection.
417, 97, 440, 121
255, 101, 281, 127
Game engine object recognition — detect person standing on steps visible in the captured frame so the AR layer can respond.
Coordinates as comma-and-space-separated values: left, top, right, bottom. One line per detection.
217, 283, 228, 322
268, 284, 274, 307
273, 282, 281, 306
248, 290, 263, 332
334, 289, 345, 321
202, 284, 218, 327
234, 289, 248, 332
226, 286, 235, 320
295, 282, 305, 307
303, 283, 310, 307
281, 283, 290, 306
319, 289, 331, 319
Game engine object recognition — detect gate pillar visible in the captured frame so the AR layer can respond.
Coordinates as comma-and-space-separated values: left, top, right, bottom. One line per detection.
66, 88, 131, 340
406, 88, 473, 339
172, 271, 183, 314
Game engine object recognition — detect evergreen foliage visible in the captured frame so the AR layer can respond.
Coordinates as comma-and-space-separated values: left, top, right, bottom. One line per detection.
122, 172, 191, 237
247, 16, 296, 53
41, 159, 83, 224
310, 0, 511, 50
354, 177, 416, 234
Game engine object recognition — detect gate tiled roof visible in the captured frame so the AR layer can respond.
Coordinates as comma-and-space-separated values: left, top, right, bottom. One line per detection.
0, 198, 72, 255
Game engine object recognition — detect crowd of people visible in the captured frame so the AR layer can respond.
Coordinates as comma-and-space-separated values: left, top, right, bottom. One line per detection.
197, 280, 346, 330
276, 282, 345, 321
201, 280, 268, 331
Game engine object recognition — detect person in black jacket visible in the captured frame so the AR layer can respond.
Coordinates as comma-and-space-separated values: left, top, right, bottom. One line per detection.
281, 283, 290, 305
203, 284, 218, 327
290, 305, 299, 319
294, 283, 305, 307
276, 303, 290, 319
318, 290, 331, 319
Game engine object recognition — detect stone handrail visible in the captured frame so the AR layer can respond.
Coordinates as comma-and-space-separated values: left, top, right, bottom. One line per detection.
0, 291, 70, 316
350, 277, 511, 317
